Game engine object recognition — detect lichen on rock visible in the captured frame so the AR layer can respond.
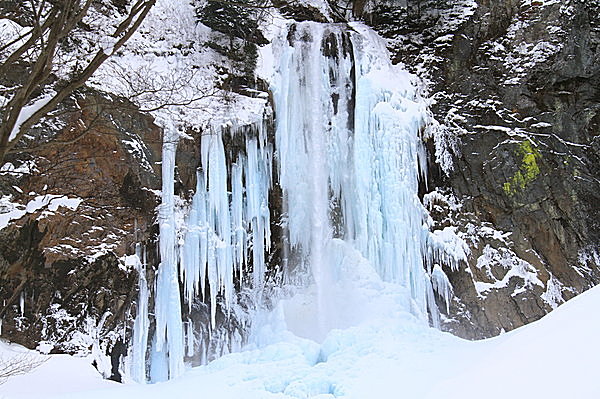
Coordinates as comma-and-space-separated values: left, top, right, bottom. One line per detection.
503, 139, 542, 196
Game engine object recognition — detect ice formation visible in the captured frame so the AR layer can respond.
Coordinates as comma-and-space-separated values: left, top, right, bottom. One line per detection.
272, 22, 439, 328
130, 244, 149, 383
150, 123, 185, 381
135, 21, 463, 382
180, 123, 273, 327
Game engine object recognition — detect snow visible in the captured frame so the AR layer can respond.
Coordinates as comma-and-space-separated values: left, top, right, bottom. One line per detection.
577, 246, 599, 278
427, 226, 469, 273
531, 121, 553, 129
120, 133, 154, 174
0, 161, 37, 177
0, 194, 82, 230
541, 273, 565, 309
479, 0, 565, 86
474, 244, 543, 298
426, 285, 600, 399
0, 341, 119, 398
26, 195, 83, 213
422, 190, 461, 212
423, 110, 462, 175
8, 92, 56, 143
0, 20, 28, 56
92, 0, 268, 130
0, 195, 26, 230
2, 283, 600, 399
99, 36, 117, 56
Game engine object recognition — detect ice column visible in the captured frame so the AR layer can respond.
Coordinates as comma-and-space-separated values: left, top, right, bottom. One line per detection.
152, 123, 185, 380
130, 244, 149, 383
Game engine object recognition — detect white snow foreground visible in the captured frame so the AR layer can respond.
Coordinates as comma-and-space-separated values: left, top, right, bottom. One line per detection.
2, 283, 600, 399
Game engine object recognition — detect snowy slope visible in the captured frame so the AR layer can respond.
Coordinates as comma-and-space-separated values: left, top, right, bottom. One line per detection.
0, 341, 118, 397
2, 284, 599, 399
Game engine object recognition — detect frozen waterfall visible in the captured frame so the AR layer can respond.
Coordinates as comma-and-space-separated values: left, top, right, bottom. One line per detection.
272, 22, 446, 340
135, 21, 460, 382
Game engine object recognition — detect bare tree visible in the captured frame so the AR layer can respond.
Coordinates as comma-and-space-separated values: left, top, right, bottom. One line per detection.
0, 353, 47, 384
0, 0, 156, 165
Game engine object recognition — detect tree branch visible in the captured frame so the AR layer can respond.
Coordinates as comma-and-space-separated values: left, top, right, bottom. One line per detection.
0, 0, 156, 164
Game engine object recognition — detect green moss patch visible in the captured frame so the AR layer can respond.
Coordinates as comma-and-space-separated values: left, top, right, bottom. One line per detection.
503, 140, 541, 196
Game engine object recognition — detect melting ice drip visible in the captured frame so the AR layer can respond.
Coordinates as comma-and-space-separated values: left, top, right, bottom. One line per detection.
133, 22, 460, 383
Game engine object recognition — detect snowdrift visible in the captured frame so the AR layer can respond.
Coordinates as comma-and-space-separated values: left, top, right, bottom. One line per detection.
1, 284, 599, 399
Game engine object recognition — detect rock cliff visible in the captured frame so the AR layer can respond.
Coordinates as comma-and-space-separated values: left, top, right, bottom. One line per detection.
362, 0, 600, 338
0, 92, 161, 354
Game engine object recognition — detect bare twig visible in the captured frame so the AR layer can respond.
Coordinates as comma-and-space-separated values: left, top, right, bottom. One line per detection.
0, 0, 156, 164
0, 353, 48, 385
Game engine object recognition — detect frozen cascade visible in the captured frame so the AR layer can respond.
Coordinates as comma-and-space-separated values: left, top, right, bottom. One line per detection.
141, 118, 272, 382
180, 124, 273, 329
272, 22, 444, 333
141, 21, 464, 382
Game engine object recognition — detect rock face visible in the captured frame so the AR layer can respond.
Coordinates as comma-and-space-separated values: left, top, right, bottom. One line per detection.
0, 92, 162, 354
363, 0, 600, 338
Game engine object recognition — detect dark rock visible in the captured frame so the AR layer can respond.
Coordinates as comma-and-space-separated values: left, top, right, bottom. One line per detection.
365, 0, 600, 338
271, 0, 330, 23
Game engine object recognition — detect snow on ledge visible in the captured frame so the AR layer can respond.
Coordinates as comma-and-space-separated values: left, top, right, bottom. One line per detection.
0, 194, 83, 230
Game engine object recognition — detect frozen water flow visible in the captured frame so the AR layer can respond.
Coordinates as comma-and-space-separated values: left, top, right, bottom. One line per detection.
152, 123, 185, 381
179, 125, 273, 328
144, 21, 466, 381
272, 22, 448, 334
130, 245, 149, 383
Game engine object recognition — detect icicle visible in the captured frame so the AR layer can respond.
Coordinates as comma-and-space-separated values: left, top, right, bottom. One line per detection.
186, 319, 194, 357
231, 160, 245, 284
431, 264, 453, 314
245, 137, 271, 289
153, 123, 185, 380
149, 334, 169, 383
130, 244, 149, 383
19, 291, 24, 316
200, 338, 207, 366
201, 129, 234, 326
177, 123, 272, 344
181, 172, 202, 311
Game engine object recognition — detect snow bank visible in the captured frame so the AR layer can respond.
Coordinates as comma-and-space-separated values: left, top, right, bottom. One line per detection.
0, 341, 118, 398
3, 280, 599, 399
